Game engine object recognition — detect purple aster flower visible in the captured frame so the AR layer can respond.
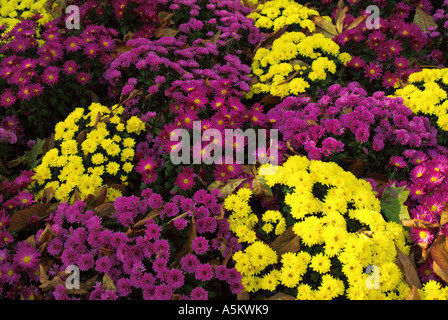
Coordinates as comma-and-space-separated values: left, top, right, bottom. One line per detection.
148, 193, 163, 209
47, 238, 62, 256
145, 221, 161, 240
78, 253, 94, 271
192, 236, 209, 255
190, 287, 208, 300
181, 253, 200, 274
116, 278, 132, 297
226, 268, 242, 285
166, 269, 185, 290
173, 218, 188, 230
215, 265, 228, 281
154, 284, 173, 300
195, 263, 214, 281
395, 129, 410, 145
95, 256, 112, 273
163, 202, 179, 218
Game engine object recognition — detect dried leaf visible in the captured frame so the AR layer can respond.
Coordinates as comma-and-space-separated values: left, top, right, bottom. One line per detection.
335, 7, 349, 34
433, 260, 448, 284
252, 175, 273, 198
207, 178, 247, 199
167, 211, 189, 226
306, 119, 318, 126
429, 235, 448, 284
337, 0, 345, 9
86, 186, 107, 209
312, 16, 338, 38
41, 133, 55, 155
347, 15, 367, 30
347, 155, 366, 178
270, 227, 300, 259
43, 187, 54, 203
440, 208, 448, 226
406, 286, 420, 300
395, 245, 422, 289
8, 203, 51, 232
253, 26, 288, 54
413, 7, 438, 32
132, 208, 162, 229
259, 94, 282, 105
401, 219, 440, 230
94, 202, 116, 217
157, 11, 175, 26
154, 27, 179, 38
267, 292, 296, 300
237, 291, 250, 300
39, 263, 63, 292
25, 235, 37, 248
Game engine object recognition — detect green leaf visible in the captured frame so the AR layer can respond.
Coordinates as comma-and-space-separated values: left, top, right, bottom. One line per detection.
380, 183, 410, 224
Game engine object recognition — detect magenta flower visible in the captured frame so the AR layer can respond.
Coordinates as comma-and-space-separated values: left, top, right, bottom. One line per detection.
192, 236, 209, 255
0, 90, 16, 107
13, 241, 40, 270
41, 66, 60, 86
76, 72, 91, 84
195, 263, 214, 281
364, 62, 383, 81
175, 167, 196, 191
190, 287, 208, 300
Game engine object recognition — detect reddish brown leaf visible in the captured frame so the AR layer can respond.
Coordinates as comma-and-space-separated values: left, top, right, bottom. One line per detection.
253, 26, 288, 54
237, 291, 250, 300
94, 202, 116, 217
269, 227, 301, 259
267, 292, 296, 300
395, 245, 422, 289
86, 186, 107, 209
430, 235, 448, 284
8, 203, 51, 232
259, 94, 282, 105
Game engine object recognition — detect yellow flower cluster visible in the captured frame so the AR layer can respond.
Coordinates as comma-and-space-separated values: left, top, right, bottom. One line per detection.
0, 0, 55, 41
247, 0, 319, 32
32, 103, 145, 204
225, 156, 412, 299
395, 68, 448, 131
249, 31, 351, 98
419, 280, 448, 300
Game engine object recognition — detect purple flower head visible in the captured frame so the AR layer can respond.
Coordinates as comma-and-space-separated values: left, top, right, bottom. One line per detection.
195, 263, 214, 281
192, 236, 209, 255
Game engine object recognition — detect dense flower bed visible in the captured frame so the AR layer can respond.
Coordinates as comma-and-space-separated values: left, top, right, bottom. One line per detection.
1, 0, 448, 300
